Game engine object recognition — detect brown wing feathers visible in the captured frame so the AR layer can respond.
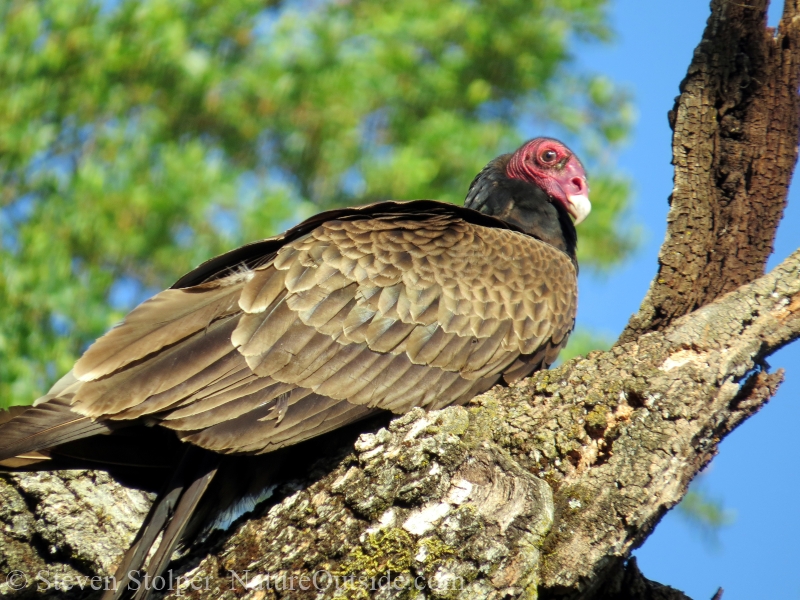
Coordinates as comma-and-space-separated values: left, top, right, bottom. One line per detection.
0, 397, 115, 465
74, 277, 246, 382
0, 208, 576, 461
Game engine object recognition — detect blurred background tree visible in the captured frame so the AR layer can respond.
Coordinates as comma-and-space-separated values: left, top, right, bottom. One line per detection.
0, 0, 634, 408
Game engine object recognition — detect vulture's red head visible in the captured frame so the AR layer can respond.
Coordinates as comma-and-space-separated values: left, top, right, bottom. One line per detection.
506, 138, 591, 225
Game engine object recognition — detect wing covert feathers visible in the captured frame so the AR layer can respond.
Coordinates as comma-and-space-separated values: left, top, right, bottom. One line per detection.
7, 204, 577, 457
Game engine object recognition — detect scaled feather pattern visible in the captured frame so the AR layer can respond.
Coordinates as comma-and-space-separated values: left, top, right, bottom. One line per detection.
48, 208, 576, 455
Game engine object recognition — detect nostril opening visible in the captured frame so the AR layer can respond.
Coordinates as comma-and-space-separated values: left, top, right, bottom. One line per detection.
570, 177, 584, 194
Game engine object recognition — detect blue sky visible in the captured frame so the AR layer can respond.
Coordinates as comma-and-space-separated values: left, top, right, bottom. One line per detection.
574, 2, 800, 598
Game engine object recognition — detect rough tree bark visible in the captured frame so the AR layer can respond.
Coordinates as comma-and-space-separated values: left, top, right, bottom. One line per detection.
2, 1, 799, 599
620, 0, 800, 341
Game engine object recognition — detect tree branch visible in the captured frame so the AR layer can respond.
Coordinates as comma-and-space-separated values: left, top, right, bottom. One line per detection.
621, 0, 800, 341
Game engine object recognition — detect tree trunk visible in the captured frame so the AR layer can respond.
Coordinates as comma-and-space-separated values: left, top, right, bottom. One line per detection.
2, 1, 800, 599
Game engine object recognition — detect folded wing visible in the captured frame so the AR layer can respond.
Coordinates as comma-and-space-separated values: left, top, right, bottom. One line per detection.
0, 203, 577, 459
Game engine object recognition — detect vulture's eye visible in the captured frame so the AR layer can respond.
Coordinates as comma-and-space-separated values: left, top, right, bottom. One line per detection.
540, 149, 557, 163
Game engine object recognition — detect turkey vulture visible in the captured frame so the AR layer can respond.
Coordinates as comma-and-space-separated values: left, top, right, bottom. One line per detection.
0, 137, 589, 599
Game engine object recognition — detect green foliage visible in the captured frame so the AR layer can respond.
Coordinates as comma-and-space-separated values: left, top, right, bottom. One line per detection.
558, 328, 614, 364
678, 480, 735, 548
0, 0, 634, 407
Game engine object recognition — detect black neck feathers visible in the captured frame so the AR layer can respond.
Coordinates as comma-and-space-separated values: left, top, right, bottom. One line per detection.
464, 154, 578, 264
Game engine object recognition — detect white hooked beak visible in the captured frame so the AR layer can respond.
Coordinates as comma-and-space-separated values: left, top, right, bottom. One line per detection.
566, 193, 591, 225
